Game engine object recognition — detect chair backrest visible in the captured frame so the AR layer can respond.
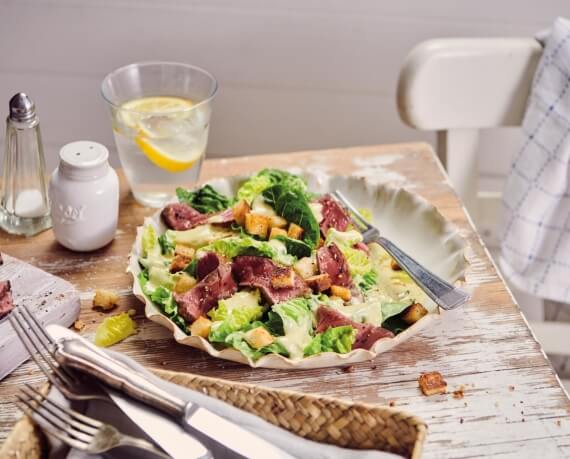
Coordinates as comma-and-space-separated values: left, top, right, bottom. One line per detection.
397, 38, 542, 216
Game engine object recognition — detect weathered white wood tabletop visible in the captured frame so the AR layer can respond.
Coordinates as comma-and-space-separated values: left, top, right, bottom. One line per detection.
1, 143, 569, 458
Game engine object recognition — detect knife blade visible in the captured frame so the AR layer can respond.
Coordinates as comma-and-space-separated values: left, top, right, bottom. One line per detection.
48, 326, 291, 459
105, 387, 211, 459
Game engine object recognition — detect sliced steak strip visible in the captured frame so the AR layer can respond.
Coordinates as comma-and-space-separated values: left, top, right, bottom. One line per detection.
318, 194, 351, 235
316, 243, 352, 287
196, 252, 222, 280
353, 242, 369, 255
0, 280, 14, 319
232, 255, 310, 305
162, 203, 208, 231
315, 305, 393, 350
207, 208, 235, 226
174, 259, 237, 322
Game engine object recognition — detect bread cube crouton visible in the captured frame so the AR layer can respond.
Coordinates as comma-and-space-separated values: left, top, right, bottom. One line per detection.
174, 273, 197, 294
190, 316, 212, 338
175, 244, 195, 259
269, 215, 288, 229
244, 327, 275, 349
245, 213, 270, 239
390, 259, 401, 271
287, 223, 304, 240
170, 255, 191, 273
402, 302, 428, 324
293, 257, 317, 279
330, 285, 351, 301
232, 200, 250, 226
269, 227, 288, 240
93, 289, 119, 311
418, 371, 447, 396
271, 269, 296, 289
73, 320, 86, 331
305, 273, 332, 293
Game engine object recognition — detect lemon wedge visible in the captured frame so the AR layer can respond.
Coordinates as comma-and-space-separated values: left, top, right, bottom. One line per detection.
119, 96, 194, 130
135, 135, 203, 173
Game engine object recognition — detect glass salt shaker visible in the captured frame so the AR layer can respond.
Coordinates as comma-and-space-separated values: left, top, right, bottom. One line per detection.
0, 93, 52, 236
49, 141, 119, 252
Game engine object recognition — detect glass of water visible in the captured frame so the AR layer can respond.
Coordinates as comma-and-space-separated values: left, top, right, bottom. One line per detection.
101, 62, 217, 207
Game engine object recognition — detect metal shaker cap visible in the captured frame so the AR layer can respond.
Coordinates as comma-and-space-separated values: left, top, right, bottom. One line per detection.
9, 93, 36, 122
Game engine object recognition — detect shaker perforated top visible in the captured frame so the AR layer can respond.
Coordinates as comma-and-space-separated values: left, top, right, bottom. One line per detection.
59, 141, 109, 170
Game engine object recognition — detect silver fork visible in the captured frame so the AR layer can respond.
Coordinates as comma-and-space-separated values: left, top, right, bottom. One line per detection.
332, 190, 470, 310
16, 384, 169, 458
9, 305, 108, 402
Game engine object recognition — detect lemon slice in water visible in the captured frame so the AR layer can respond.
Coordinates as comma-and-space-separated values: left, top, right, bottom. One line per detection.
120, 96, 194, 130
135, 135, 203, 173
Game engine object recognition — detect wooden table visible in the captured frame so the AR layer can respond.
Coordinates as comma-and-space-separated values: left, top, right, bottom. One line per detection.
1, 143, 569, 457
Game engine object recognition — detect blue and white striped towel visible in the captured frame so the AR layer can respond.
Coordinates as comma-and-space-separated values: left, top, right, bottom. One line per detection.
500, 17, 570, 302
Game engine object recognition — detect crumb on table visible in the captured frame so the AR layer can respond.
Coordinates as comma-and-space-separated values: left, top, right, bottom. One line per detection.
93, 289, 119, 311
73, 320, 86, 331
419, 371, 447, 396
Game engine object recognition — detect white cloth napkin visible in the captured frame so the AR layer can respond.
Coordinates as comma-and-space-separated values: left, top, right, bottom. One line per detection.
44, 326, 401, 459
499, 17, 570, 302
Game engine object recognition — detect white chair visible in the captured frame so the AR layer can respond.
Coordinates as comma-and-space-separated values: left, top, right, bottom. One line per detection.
397, 38, 570, 392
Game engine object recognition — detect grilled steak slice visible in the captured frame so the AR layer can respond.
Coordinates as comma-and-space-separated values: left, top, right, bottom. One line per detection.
232, 256, 310, 305
315, 305, 393, 350
318, 194, 351, 235
316, 243, 351, 287
161, 203, 209, 231
174, 259, 237, 322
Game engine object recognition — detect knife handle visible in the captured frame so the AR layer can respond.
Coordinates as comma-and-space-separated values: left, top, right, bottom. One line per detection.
55, 337, 186, 418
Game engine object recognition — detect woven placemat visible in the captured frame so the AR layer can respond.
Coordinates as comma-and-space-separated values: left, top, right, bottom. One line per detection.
0, 368, 426, 458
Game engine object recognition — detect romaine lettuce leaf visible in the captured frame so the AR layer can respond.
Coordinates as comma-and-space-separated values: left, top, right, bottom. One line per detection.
325, 229, 371, 276
176, 184, 232, 213
274, 235, 312, 258
381, 302, 413, 323
358, 270, 378, 291
138, 272, 186, 330
262, 185, 320, 249
202, 236, 295, 266
304, 325, 356, 356
271, 298, 315, 360
236, 169, 311, 204
208, 292, 264, 343
224, 330, 289, 360
167, 225, 233, 249
158, 233, 175, 256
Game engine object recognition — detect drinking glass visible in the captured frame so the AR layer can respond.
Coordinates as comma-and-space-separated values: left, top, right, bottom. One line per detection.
101, 62, 217, 207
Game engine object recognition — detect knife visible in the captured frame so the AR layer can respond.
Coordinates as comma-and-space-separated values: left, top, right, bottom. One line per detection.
52, 334, 291, 459
105, 387, 212, 459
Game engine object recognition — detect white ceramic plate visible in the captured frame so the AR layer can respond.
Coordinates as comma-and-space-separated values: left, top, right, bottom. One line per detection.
129, 172, 466, 369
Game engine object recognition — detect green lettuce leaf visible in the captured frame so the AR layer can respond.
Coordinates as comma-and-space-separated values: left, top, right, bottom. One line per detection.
274, 235, 312, 258
224, 330, 289, 360
176, 184, 232, 213
325, 229, 371, 276
208, 292, 264, 342
202, 236, 295, 265
262, 184, 320, 249
304, 325, 356, 356
358, 270, 378, 291
166, 225, 233, 249
138, 272, 186, 330
381, 302, 413, 323
271, 298, 315, 360
236, 169, 311, 204
158, 234, 175, 256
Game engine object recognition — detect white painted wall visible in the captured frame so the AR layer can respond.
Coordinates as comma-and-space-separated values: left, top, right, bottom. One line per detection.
0, 0, 567, 229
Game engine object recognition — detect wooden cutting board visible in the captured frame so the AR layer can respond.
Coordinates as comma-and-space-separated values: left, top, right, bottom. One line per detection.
0, 253, 80, 380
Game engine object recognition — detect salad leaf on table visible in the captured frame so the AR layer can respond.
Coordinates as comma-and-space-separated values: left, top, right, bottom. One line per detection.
304, 325, 357, 356
176, 184, 233, 213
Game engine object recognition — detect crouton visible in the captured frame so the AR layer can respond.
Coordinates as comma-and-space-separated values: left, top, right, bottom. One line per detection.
174, 273, 197, 293
271, 269, 296, 289
402, 302, 428, 324
245, 213, 270, 239
293, 257, 317, 279
190, 316, 212, 338
269, 227, 288, 240
306, 273, 332, 293
269, 215, 288, 229
287, 223, 304, 240
330, 285, 351, 301
73, 320, 86, 331
390, 259, 401, 271
232, 200, 250, 226
93, 289, 119, 311
175, 244, 195, 259
419, 371, 447, 396
244, 327, 275, 349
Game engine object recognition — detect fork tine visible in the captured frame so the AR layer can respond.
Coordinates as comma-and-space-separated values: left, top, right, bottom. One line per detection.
331, 190, 371, 230
17, 391, 95, 442
10, 307, 79, 388
23, 384, 101, 430
15, 400, 89, 450
20, 304, 56, 346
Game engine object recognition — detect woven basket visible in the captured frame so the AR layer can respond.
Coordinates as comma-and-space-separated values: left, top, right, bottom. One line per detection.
1, 368, 426, 458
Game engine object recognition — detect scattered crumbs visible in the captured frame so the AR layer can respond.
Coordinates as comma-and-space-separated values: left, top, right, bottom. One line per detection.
370, 365, 377, 370
73, 320, 86, 331
342, 366, 355, 374
522, 418, 525, 423
521, 411, 524, 415
464, 402, 468, 407
128, 308, 136, 316
520, 400, 524, 404
460, 418, 464, 424
508, 385, 515, 391
160, 361, 167, 366
452, 386, 465, 399
418, 372, 447, 396
556, 420, 561, 427
389, 401, 396, 407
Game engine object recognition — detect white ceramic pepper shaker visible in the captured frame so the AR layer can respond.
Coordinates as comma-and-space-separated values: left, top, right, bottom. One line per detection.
49, 141, 119, 252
